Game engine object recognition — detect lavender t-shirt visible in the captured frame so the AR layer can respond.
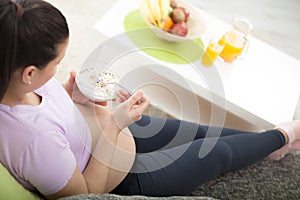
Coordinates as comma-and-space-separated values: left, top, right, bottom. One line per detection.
0, 78, 92, 195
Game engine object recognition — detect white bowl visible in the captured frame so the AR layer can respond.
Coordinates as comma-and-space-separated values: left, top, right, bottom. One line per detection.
141, 0, 206, 42
75, 63, 121, 102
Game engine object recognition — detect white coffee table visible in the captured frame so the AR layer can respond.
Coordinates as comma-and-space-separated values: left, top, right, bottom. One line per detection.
92, 0, 300, 131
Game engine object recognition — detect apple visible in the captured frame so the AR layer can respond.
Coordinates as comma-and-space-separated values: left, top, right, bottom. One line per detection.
169, 22, 188, 37
177, 6, 190, 22
171, 8, 185, 23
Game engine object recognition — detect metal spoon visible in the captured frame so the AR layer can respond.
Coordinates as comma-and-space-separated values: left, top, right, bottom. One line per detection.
97, 80, 145, 103
97, 80, 133, 96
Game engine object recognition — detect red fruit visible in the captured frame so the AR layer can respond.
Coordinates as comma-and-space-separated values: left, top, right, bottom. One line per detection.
177, 6, 190, 22
169, 22, 188, 37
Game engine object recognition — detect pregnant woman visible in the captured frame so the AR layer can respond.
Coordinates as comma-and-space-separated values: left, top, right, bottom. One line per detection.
1, 0, 300, 199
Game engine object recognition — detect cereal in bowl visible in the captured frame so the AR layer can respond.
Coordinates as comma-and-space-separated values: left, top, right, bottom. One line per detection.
95, 71, 119, 97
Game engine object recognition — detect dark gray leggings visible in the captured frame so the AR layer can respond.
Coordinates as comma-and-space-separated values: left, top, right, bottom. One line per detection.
111, 115, 285, 196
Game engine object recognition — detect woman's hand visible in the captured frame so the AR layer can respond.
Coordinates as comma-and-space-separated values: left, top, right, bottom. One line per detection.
112, 90, 149, 130
63, 71, 107, 106
116, 89, 131, 103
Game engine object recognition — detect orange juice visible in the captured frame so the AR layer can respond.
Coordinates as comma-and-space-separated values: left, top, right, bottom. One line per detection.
201, 42, 223, 67
218, 32, 246, 62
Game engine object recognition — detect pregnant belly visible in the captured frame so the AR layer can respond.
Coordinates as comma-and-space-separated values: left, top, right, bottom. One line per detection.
76, 104, 136, 192
105, 127, 136, 192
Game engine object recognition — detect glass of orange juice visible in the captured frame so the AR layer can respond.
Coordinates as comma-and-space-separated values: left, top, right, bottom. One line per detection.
201, 41, 223, 67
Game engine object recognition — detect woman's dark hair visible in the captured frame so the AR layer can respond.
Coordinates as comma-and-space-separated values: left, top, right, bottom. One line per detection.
0, 0, 69, 100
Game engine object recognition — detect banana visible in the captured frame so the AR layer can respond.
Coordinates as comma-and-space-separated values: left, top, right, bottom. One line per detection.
141, 0, 171, 28
147, 0, 162, 27
159, 0, 170, 21
141, 0, 156, 25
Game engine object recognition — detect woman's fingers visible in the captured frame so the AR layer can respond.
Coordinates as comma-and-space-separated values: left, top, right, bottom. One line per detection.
112, 90, 149, 130
128, 90, 149, 121
131, 98, 149, 120
67, 70, 107, 106
93, 101, 107, 106
116, 89, 131, 103
69, 70, 76, 82
128, 90, 144, 107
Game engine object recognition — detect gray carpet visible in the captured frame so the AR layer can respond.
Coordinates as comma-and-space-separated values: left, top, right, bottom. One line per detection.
192, 153, 300, 199
61, 153, 300, 200
60, 194, 216, 200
